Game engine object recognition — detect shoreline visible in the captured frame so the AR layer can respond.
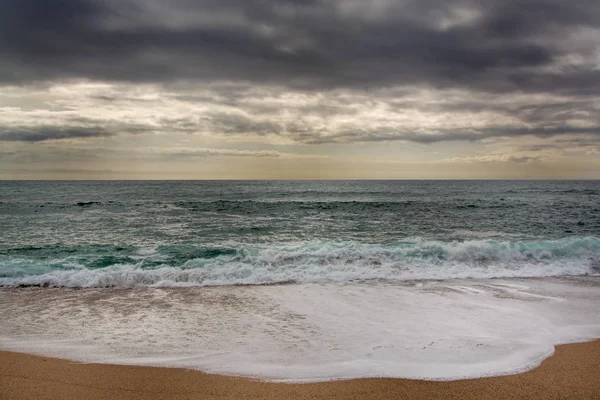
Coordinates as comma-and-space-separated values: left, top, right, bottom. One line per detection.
2, 340, 600, 399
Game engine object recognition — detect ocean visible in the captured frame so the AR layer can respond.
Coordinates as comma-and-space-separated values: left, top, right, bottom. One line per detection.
1, 180, 600, 381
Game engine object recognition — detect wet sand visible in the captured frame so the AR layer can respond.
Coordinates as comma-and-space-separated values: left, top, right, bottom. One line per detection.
1, 340, 599, 400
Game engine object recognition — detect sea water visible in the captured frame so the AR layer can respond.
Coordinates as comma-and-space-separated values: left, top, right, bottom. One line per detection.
0, 180, 599, 381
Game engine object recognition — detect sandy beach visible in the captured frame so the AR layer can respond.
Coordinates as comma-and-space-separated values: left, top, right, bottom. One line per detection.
1, 340, 599, 400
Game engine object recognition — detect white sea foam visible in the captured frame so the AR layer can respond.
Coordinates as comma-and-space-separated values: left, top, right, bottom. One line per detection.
1, 277, 599, 382
0, 260, 595, 288
1, 238, 599, 288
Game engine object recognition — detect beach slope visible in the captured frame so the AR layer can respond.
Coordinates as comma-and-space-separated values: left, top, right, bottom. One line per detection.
1, 340, 600, 400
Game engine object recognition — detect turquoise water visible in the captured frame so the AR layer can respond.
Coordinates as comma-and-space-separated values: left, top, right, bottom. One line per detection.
1, 180, 599, 287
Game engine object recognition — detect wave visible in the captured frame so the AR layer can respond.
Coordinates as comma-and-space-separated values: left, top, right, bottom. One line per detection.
1, 237, 599, 288
0, 199, 524, 211
558, 189, 599, 195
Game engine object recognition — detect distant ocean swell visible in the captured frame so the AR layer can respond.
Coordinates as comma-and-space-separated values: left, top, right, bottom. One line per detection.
0, 237, 598, 288
0, 199, 529, 212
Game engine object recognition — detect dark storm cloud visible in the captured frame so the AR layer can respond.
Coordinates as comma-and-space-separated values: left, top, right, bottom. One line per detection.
1, 0, 599, 94
0, 118, 160, 142
0, 126, 113, 142
2, 0, 600, 148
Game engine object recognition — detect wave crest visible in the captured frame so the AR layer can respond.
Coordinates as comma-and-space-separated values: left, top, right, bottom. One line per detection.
1, 237, 599, 288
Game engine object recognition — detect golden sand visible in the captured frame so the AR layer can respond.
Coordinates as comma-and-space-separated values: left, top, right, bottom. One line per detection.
1, 340, 600, 400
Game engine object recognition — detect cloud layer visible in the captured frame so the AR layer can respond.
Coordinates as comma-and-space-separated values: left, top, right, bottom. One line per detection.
2, 0, 599, 92
1, 83, 598, 150
0, 0, 599, 177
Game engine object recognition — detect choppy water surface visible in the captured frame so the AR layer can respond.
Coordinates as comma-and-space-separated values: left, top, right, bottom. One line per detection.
1, 180, 599, 286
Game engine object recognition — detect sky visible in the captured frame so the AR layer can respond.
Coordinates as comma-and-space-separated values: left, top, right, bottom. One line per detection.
1, 0, 599, 179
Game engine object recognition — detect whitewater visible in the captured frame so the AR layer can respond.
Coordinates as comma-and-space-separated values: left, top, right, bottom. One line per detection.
2, 278, 600, 381
1, 180, 599, 381
1, 238, 599, 287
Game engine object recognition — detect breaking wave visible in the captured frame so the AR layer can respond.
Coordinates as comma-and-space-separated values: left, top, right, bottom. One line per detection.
1, 237, 599, 288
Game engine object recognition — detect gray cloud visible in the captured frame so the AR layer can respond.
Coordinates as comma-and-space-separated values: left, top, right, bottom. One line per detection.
161, 147, 292, 158
299, 124, 600, 145
0, 126, 113, 142
0, 0, 599, 95
510, 156, 540, 163
2, 85, 599, 146
205, 112, 282, 136
1, 1, 599, 148
442, 154, 543, 164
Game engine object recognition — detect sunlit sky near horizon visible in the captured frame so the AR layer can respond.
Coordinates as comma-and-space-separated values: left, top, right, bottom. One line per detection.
1, 0, 599, 179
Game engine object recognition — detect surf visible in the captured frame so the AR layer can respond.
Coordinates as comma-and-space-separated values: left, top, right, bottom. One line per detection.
1, 237, 598, 288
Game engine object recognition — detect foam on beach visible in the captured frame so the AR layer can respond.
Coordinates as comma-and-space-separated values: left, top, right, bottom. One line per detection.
1, 277, 600, 382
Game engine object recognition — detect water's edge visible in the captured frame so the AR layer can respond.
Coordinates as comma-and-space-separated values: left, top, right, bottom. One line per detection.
2, 277, 599, 382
